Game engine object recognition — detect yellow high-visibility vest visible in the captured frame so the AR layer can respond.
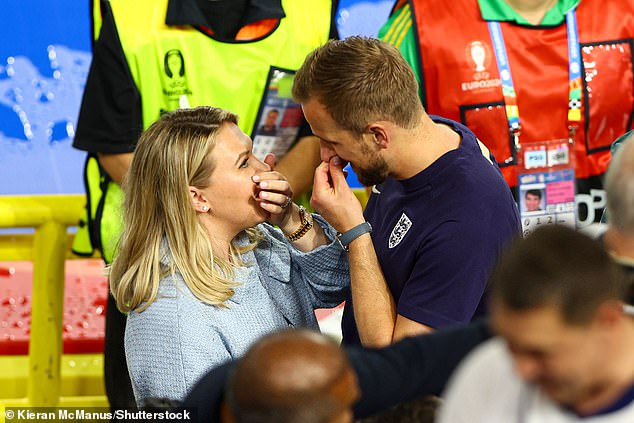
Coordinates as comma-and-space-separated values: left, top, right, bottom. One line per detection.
73, 0, 331, 262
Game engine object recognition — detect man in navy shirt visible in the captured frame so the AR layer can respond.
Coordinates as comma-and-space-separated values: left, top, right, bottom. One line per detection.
293, 36, 521, 347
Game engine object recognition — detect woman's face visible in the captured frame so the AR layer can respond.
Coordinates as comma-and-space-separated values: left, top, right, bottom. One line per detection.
200, 123, 271, 232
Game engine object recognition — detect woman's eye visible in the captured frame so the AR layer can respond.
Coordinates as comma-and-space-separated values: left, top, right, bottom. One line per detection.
239, 159, 249, 169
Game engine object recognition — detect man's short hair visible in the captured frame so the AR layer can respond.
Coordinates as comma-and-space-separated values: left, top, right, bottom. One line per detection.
490, 225, 629, 325
605, 133, 634, 237
293, 36, 423, 134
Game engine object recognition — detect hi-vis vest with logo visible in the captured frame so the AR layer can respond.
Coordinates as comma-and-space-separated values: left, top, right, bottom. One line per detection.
72, 0, 331, 262
407, 0, 634, 188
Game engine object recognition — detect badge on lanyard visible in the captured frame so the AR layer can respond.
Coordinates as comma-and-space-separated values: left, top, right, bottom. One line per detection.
251, 67, 303, 160
488, 9, 582, 234
518, 140, 577, 236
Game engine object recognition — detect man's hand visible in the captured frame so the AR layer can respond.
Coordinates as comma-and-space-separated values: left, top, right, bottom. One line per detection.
310, 156, 364, 233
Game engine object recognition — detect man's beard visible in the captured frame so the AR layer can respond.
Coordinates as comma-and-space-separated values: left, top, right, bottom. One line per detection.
355, 154, 389, 187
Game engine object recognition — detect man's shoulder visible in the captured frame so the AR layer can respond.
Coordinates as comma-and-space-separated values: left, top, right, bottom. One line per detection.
437, 131, 514, 208
449, 339, 519, 395
429, 152, 513, 212
453, 338, 512, 379
438, 338, 524, 421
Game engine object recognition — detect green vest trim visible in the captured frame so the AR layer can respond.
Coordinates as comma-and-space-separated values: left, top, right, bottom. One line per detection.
478, 0, 580, 26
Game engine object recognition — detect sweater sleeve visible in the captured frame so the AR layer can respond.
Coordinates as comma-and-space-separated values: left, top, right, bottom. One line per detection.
289, 214, 350, 308
260, 216, 350, 309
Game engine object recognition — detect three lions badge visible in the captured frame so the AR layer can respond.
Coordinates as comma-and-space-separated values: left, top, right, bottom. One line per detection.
389, 213, 412, 248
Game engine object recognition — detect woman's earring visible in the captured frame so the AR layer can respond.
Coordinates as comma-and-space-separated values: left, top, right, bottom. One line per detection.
201, 205, 209, 212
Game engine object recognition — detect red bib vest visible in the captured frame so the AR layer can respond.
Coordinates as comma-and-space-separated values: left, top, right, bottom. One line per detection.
409, 0, 634, 187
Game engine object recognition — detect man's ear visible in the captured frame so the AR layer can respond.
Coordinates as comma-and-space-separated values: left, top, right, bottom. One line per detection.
189, 186, 210, 213
367, 123, 389, 149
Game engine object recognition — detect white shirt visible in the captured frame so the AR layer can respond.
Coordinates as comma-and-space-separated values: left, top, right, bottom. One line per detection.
438, 339, 634, 423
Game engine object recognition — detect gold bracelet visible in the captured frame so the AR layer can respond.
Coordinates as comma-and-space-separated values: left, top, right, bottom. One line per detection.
286, 206, 314, 242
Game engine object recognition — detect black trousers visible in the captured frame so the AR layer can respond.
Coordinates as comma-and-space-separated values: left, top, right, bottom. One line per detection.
105, 292, 136, 410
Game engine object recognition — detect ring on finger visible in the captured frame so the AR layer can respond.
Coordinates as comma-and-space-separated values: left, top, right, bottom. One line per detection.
281, 196, 292, 209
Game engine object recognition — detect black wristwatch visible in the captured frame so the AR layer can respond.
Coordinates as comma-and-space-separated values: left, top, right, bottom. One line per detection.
337, 222, 372, 251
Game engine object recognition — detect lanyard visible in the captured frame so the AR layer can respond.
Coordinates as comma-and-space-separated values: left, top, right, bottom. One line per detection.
488, 9, 582, 154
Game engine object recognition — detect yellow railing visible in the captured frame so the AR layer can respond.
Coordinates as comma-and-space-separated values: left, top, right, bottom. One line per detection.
0, 195, 91, 406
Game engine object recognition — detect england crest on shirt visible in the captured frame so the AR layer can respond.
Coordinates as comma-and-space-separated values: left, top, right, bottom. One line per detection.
389, 213, 412, 248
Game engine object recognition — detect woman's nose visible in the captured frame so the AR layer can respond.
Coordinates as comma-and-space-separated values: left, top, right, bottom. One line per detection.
254, 156, 271, 172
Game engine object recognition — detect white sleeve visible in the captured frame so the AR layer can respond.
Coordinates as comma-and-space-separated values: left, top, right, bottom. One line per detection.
437, 338, 523, 423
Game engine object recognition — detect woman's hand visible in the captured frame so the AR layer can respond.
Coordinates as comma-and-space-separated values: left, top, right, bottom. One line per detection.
253, 154, 295, 228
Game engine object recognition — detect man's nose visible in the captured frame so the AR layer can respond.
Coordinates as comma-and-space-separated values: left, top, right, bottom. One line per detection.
319, 140, 336, 163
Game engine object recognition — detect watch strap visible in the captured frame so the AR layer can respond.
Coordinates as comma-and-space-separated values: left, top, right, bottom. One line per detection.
337, 222, 372, 251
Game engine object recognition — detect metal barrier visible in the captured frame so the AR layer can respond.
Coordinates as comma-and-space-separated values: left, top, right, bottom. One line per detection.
0, 195, 89, 406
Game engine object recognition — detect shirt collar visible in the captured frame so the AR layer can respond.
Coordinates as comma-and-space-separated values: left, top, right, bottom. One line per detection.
478, 0, 580, 26
165, 0, 284, 28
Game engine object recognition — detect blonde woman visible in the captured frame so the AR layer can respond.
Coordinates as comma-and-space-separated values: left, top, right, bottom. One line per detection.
109, 106, 350, 405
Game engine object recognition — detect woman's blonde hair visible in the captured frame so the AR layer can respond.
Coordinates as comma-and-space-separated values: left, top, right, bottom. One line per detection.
109, 106, 261, 313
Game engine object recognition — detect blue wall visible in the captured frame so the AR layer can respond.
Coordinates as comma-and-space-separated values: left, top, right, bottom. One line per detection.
0, 0, 91, 194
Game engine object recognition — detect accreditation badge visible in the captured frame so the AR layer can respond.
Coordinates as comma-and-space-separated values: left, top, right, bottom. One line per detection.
251, 67, 303, 160
517, 140, 577, 236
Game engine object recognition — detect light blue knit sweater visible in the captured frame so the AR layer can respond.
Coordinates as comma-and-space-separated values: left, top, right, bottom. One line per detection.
124, 216, 350, 405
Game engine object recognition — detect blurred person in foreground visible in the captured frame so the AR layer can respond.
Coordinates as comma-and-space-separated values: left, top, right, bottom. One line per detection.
439, 225, 634, 422
603, 131, 634, 291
